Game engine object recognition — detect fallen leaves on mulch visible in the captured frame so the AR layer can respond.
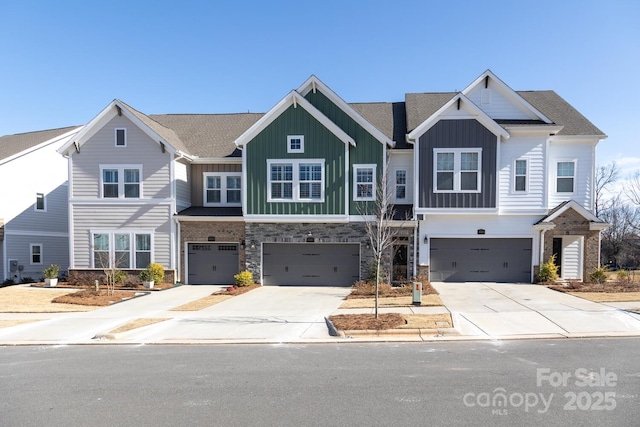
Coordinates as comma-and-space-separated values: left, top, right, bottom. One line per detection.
52, 289, 138, 306
213, 284, 261, 296
346, 281, 438, 299
329, 313, 406, 331
171, 284, 261, 311
547, 281, 640, 293
109, 318, 169, 334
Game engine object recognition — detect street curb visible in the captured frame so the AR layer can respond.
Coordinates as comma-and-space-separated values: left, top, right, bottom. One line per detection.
324, 317, 343, 337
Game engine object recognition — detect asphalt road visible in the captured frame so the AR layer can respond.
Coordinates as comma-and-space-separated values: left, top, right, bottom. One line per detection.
1, 339, 639, 426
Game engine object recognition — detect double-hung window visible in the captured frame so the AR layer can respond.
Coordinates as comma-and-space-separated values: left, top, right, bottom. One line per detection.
92, 231, 153, 269
354, 164, 376, 201
267, 159, 324, 202
433, 149, 481, 192
395, 169, 407, 201
204, 173, 242, 206
557, 161, 575, 193
101, 165, 142, 198
514, 159, 528, 192
30, 244, 42, 265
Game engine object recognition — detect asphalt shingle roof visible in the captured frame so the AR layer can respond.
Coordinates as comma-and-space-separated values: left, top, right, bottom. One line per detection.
0, 126, 79, 162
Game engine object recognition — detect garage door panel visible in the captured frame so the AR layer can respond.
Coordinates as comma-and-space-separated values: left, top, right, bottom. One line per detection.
263, 243, 360, 286
430, 238, 531, 283
188, 243, 239, 285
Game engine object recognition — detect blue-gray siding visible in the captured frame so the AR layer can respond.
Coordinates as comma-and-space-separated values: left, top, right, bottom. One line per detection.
418, 119, 497, 208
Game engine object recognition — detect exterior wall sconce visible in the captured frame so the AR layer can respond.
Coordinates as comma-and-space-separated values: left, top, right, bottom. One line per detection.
424, 235, 428, 244
250, 240, 256, 249
365, 242, 370, 250
240, 240, 246, 250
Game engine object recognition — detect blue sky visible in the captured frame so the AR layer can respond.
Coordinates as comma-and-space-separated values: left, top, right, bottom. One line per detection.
1, 0, 638, 175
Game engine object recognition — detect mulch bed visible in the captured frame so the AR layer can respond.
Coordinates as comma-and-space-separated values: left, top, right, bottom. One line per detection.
346, 281, 438, 299
546, 281, 640, 293
30, 282, 174, 291
214, 284, 261, 296
329, 313, 406, 331
52, 289, 139, 306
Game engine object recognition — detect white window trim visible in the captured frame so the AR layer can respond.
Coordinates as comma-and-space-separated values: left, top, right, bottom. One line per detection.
433, 148, 482, 193
30, 243, 43, 265
115, 128, 127, 147
35, 193, 47, 212
555, 159, 577, 194
512, 158, 529, 194
90, 230, 154, 269
203, 172, 242, 206
287, 135, 304, 153
393, 168, 408, 202
267, 159, 325, 202
353, 164, 377, 201
100, 164, 143, 199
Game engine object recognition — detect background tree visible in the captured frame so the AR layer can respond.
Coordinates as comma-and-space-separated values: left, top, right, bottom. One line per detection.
595, 161, 620, 217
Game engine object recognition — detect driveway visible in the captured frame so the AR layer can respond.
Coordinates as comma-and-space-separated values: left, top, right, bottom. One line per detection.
432, 282, 640, 338
116, 286, 351, 343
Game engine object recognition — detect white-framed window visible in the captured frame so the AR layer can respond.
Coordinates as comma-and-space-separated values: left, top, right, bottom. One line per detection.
30, 243, 42, 265
514, 159, 528, 193
203, 173, 241, 206
556, 161, 576, 193
267, 159, 324, 202
100, 165, 142, 198
35, 193, 46, 211
395, 169, 407, 201
353, 164, 377, 201
287, 135, 304, 153
115, 128, 127, 147
433, 148, 482, 193
92, 231, 153, 269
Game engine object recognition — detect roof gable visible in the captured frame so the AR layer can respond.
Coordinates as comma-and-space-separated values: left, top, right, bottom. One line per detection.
406, 92, 509, 142
297, 75, 394, 147
234, 91, 355, 147
1, 126, 81, 164
462, 70, 552, 123
58, 100, 189, 158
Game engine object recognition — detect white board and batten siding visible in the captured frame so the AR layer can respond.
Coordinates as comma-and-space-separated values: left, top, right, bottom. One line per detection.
388, 151, 413, 205
175, 160, 191, 212
70, 115, 172, 200
547, 140, 594, 210
562, 236, 583, 280
498, 135, 546, 212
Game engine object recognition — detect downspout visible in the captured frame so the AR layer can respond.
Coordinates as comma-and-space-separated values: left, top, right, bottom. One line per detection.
175, 217, 181, 284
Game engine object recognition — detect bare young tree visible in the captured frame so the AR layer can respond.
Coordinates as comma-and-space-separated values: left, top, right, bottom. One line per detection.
624, 171, 640, 207
595, 161, 620, 217
358, 160, 401, 319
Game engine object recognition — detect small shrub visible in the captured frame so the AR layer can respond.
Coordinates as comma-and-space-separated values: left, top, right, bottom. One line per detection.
43, 264, 60, 279
589, 266, 608, 285
146, 263, 165, 284
1, 278, 15, 287
20, 277, 36, 284
537, 255, 559, 283
67, 271, 105, 288
234, 271, 254, 287
617, 270, 631, 284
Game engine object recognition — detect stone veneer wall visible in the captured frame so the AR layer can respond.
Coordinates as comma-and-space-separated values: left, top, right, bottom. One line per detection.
542, 208, 600, 281
245, 222, 379, 284
179, 221, 245, 283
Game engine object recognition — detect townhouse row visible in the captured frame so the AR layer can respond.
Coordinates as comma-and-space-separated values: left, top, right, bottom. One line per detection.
0, 70, 608, 285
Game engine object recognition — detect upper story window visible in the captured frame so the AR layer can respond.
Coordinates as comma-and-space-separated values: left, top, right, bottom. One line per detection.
267, 159, 324, 202
395, 169, 407, 200
115, 128, 127, 147
434, 148, 481, 193
204, 173, 241, 206
287, 135, 304, 153
35, 193, 46, 211
514, 159, 528, 192
354, 164, 376, 201
556, 161, 575, 193
92, 231, 152, 269
30, 243, 42, 265
101, 165, 142, 198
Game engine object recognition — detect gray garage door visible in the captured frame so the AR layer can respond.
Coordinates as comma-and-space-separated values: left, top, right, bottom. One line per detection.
430, 238, 532, 283
263, 243, 360, 286
188, 243, 239, 285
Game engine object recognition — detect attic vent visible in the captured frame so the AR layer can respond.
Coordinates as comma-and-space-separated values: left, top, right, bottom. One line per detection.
481, 89, 492, 105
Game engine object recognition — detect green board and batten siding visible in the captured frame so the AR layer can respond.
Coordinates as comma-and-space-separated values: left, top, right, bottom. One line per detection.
245, 105, 346, 215
304, 90, 384, 215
